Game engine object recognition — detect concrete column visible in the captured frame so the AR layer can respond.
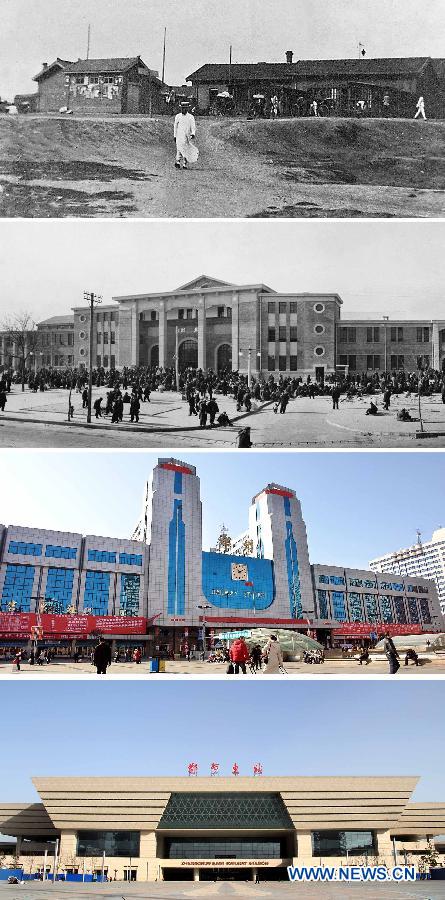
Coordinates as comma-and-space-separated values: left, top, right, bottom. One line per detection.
140, 831, 156, 859
231, 292, 239, 372
432, 322, 440, 370
15, 837, 23, 857
198, 297, 206, 370
193, 867, 200, 881
296, 831, 313, 859
58, 831, 77, 860
375, 829, 394, 864
131, 302, 139, 366
12, 341, 18, 372
158, 301, 168, 368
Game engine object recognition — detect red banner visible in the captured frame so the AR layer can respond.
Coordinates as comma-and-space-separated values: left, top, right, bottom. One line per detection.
332, 622, 424, 637
0, 613, 148, 637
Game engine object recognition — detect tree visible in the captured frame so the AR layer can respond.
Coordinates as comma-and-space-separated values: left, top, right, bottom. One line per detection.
2, 312, 41, 392
418, 840, 439, 873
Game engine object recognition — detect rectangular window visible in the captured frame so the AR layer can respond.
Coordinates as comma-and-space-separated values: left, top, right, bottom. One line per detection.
289, 326, 298, 341
393, 596, 407, 624
45, 545, 77, 560
348, 592, 363, 621
103, 356, 109, 368
330, 575, 345, 586
8, 541, 42, 557
279, 302, 287, 313
289, 355, 298, 371
67, 333, 74, 346
77, 832, 140, 858
312, 832, 374, 857
177, 308, 184, 319
84, 571, 110, 616
366, 326, 380, 342
150, 311, 157, 321
319, 575, 329, 584
267, 301, 275, 313
97, 333, 102, 344
87, 549, 117, 563
103, 333, 109, 344
366, 355, 380, 370
390, 354, 404, 369
120, 573, 141, 616
217, 306, 224, 318
268, 328, 276, 342
267, 356, 275, 371
1, 564, 35, 612
407, 598, 420, 624
96, 355, 101, 367
364, 593, 379, 623
419, 598, 432, 625
186, 309, 194, 319
332, 591, 346, 621
278, 355, 287, 371
110, 333, 115, 344
380, 596, 394, 623
119, 553, 143, 567
45, 568, 75, 613
278, 326, 286, 341
417, 326, 430, 342
349, 578, 363, 588
317, 590, 330, 618
347, 355, 356, 370
390, 326, 404, 342
289, 302, 298, 314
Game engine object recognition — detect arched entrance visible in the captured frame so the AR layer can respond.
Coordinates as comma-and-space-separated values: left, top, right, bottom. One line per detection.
216, 343, 232, 373
150, 345, 159, 367
178, 339, 198, 371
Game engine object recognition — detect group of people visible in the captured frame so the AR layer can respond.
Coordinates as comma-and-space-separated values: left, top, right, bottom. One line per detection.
225, 635, 285, 675
92, 640, 143, 674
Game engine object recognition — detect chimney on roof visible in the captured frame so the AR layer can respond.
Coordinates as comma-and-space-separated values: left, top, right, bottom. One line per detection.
286, 50, 293, 64
42, 62, 48, 69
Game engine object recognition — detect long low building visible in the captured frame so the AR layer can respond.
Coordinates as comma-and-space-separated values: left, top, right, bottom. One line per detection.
0, 458, 443, 653
1, 775, 444, 881
2, 275, 445, 378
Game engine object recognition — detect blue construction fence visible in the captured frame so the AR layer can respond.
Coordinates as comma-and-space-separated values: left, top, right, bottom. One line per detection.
0, 869, 107, 882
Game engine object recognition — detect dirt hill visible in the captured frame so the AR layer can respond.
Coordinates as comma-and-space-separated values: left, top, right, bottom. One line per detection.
1, 114, 445, 216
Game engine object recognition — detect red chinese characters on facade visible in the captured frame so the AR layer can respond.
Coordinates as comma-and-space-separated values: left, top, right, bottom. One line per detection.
210, 762, 219, 776
232, 763, 240, 776
253, 763, 263, 776
188, 762, 198, 776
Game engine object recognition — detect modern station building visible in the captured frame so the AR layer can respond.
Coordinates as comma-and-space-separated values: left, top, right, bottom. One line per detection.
0, 458, 443, 653
1, 774, 444, 881
2, 275, 445, 378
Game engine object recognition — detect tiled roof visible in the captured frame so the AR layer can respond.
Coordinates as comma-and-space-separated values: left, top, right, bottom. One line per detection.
188, 57, 432, 82
65, 57, 143, 74
33, 58, 73, 82
37, 316, 74, 327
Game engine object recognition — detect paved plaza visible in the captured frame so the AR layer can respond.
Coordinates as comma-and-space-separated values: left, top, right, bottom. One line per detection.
0, 880, 444, 899
1, 386, 445, 447
2, 656, 445, 677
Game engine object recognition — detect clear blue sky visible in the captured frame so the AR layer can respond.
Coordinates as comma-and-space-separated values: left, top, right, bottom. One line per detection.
0, 681, 443, 804
2, 451, 444, 567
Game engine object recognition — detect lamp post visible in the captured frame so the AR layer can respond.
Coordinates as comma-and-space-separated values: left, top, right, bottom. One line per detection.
197, 603, 212, 655
84, 291, 102, 424
238, 348, 261, 388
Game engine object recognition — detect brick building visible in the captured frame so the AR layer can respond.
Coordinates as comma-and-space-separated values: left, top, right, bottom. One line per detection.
33, 56, 164, 114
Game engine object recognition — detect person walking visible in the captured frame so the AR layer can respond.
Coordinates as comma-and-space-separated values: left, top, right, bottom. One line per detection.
229, 637, 250, 674
93, 397, 103, 419
414, 95, 426, 120
174, 101, 198, 170
332, 386, 341, 410
130, 395, 140, 423
93, 638, 112, 675
382, 633, 400, 674
0, 389, 7, 412
133, 647, 142, 664
383, 387, 391, 410
262, 635, 284, 674
12, 649, 21, 672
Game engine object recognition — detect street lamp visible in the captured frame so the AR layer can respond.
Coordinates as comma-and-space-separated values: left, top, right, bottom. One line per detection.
83, 291, 102, 424
238, 348, 261, 388
197, 603, 212, 655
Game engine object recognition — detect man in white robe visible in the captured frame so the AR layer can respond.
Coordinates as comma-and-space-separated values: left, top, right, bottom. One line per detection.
174, 102, 198, 169
414, 96, 426, 120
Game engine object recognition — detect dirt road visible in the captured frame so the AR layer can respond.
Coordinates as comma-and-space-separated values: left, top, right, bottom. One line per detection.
1, 114, 445, 217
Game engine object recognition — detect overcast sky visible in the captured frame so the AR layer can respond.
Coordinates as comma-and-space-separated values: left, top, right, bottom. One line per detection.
0, 682, 444, 804
1, 220, 444, 322
2, 0, 445, 99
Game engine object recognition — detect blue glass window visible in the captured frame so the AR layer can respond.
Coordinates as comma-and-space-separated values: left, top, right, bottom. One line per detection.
317, 590, 329, 619
45, 545, 77, 560
393, 596, 407, 624
332, 591, 346, 621
313, 832, 375, 857
84, 571, 110, 616
8, 541, 42, 557
174, 471, 183, 495
87, 549, 116, 563
364, 579, 376, 589
348, 592, 363, 622
419, 598, 431, 625
120, 574, 140, 616
380, 596, 394, 623
407, 598, 420, 624
319, 575, 329, 584
1, 564, 35, 611
119, 553, 143, 567
283, 496, 291, 517
364, 594, 378, 623
391, 582, 404, 592
407, 584, 418, 593
349, 578, 363, 588
45, 568, 74, 613
330, 575, 345, 586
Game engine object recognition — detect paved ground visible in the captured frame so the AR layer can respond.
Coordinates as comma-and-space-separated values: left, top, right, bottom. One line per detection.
2, 115, 445, 218
2, 657, 444, 677
1, 386, 445, 448
0, 881, 443, 898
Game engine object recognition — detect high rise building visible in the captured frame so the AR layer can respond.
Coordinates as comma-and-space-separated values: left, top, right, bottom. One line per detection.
370, 529, 445, 616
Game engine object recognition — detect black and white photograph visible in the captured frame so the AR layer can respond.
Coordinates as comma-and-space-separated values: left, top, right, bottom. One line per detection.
0, 219, 444, 448
1, 0, 445, 217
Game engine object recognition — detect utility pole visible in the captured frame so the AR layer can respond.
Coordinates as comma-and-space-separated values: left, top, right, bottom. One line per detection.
162, 26, 167, 85
84, 291, 102, 424
87, 24, 91, 60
